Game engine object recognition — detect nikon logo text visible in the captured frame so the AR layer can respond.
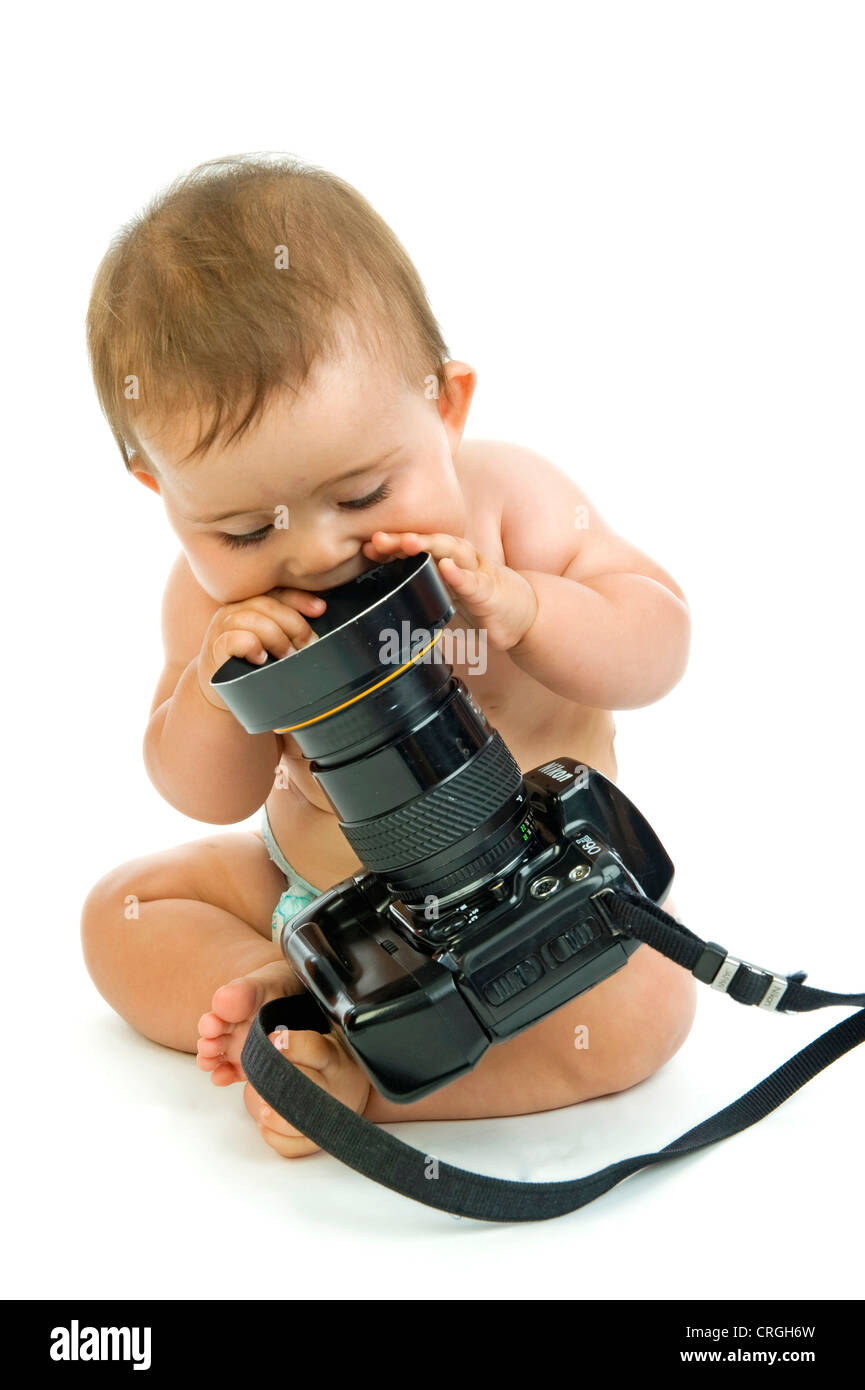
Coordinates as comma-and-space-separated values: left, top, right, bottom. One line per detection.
49, 1320, 152, 1370
538, 762, 571, 782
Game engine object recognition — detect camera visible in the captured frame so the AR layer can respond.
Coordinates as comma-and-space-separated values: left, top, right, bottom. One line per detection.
212, 552, 674, 1103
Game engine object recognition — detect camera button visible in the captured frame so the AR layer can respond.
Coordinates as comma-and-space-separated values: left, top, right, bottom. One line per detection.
529, 875, 560, 899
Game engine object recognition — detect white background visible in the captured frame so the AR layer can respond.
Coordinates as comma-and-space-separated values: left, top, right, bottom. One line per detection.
3, 0, 863, 1303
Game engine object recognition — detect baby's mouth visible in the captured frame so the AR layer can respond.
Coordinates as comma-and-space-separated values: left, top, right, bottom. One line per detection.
310, 553, 381, 592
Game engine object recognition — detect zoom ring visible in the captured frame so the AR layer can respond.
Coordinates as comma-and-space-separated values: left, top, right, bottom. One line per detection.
339, 732, 523, 871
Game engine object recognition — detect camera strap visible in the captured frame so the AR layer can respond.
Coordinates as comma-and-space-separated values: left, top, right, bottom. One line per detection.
240, 887, 865, 1222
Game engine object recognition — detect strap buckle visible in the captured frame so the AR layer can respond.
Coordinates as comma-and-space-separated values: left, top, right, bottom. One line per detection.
590, 888, 624, 935
694, 941, 790, 1011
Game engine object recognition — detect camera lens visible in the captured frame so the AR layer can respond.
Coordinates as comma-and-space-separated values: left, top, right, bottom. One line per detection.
211, 553, 533, 905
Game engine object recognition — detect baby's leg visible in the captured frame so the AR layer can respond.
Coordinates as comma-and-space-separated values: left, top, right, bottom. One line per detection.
80, 831, 302, 1054
81, 831, 372, 1158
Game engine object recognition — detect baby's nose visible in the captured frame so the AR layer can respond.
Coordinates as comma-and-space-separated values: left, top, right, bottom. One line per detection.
281, 537, 358, 584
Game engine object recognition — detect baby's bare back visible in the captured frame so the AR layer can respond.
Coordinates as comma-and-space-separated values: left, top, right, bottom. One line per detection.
265, 439, 618, 892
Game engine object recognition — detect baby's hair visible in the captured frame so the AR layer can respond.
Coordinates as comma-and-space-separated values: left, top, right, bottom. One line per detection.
85, 151, 454, 472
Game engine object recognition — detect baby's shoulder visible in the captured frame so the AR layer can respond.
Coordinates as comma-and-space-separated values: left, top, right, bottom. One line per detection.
455, 436, 532, 488
455, 438, 603, 572
456, 436, 586, 501
454, 437, 544, 526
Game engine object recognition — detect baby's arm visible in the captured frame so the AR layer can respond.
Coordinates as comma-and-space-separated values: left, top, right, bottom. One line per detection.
499, 447, 691, 709
144, 552, 279, 823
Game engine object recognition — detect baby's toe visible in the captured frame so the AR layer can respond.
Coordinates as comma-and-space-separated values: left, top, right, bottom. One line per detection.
208, 1061, 239, 1087
197, 1035, 226, 1061
210, 977, 260, 1025
195, 1031, 242, 1085
197, 1008, 231, 1040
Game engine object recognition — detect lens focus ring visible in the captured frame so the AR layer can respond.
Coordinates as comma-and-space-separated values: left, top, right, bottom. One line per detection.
339, 732, 523, 871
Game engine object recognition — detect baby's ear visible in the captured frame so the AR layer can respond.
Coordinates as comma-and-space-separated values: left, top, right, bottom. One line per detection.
130, 456, 161, 495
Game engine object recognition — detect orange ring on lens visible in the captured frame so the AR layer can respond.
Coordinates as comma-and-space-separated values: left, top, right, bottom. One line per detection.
273, 629, 444, 733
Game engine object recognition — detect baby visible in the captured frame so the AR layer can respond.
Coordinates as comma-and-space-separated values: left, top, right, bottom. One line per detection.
81, 153, 696, 1158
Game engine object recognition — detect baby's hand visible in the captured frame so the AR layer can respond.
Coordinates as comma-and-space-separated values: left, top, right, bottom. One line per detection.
362, 531, 538, 652
197, 588, 326, 710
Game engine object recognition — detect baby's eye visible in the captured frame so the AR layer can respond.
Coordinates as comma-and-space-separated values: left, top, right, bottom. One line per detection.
338, 482, 392, 510
218, 525, 273, 549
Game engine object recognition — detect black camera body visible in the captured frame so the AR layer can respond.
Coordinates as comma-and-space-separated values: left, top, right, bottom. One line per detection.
212, 552, 674, 1103
276, 758, 670, 1101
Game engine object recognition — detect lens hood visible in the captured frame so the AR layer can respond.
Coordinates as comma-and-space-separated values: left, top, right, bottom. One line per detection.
210, 551, 455, 735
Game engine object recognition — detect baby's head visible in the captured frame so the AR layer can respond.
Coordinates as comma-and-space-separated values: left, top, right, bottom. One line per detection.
86, 153, 476, 603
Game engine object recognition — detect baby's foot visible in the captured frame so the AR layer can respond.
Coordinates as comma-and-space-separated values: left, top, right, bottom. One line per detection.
196, 959, 300, 1086
243, 1027, 371, 1158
